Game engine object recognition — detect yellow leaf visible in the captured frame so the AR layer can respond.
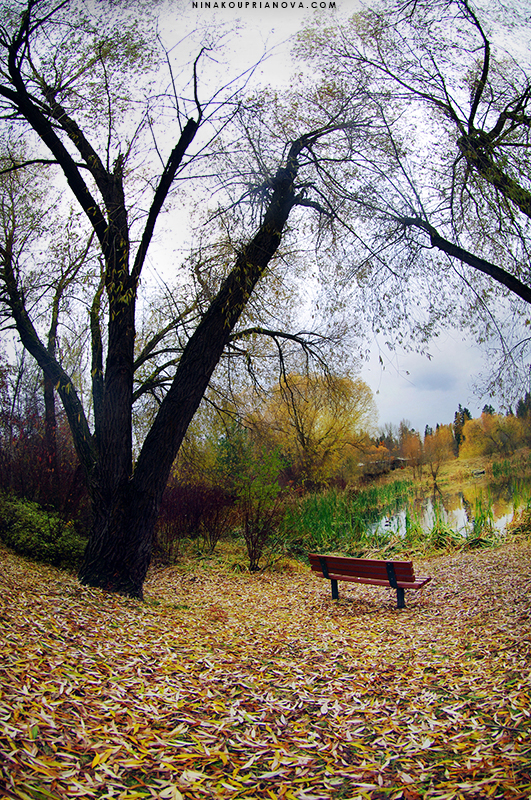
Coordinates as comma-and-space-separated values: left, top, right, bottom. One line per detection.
100, 747, 114, 764
158, 787, 184, 800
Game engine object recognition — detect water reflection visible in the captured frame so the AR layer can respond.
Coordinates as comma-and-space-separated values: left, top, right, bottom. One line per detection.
369, 476, 530, 537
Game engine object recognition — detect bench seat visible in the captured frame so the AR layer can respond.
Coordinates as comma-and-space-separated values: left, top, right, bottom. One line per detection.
309, 553, 431, 608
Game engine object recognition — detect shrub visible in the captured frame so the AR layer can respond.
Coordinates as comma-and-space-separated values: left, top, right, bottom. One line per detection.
241, 496, 284, 572
154, 482, 239, 562
0, 493, 87, 569
199, 487, 240, 554
231, 443, 285, 572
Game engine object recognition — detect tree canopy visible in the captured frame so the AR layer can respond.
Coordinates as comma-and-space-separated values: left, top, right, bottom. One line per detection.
295, 0, 531, 400
0, 0, 369, 596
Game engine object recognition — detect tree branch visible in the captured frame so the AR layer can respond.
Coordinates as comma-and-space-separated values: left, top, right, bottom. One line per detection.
131, 117, 199, 283
0, 157, 92, 174
133, 304, 197, 373
461, 0, 491, 131
230, 327, 328, 348
398, 215, 531, 304
0, 236, 97, 477
0, 85, 109, 250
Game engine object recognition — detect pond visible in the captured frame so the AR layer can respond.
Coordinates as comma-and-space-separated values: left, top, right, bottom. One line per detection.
368, 474, 531, 539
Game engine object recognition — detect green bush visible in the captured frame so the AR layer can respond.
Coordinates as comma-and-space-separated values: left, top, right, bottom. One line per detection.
0, 494, 87, 569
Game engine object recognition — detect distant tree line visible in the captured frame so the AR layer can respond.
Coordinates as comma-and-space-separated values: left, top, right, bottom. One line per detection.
369, 393, 531, 479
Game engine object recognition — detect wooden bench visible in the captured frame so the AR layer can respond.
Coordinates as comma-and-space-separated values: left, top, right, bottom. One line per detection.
308, 553, 432, 608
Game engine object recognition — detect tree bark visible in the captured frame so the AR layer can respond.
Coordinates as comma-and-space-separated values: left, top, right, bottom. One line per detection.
457, 133, 531, 221
43, 372, 60, 508
78, 148, 303, 597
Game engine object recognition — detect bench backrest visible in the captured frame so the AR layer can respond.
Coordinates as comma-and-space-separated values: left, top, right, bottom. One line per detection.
308, 553, 416, 583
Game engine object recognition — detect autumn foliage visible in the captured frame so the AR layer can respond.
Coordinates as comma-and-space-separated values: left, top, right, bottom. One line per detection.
460, 413, 526, 458
246, 374, 376, 489
1, 538, 530, 799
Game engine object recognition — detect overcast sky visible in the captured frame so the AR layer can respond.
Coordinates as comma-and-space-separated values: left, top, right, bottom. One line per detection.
360, 333, 488, 432
170, 0, 517, 432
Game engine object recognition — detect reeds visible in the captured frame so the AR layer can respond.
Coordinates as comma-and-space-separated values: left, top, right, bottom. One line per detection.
462, 492, 498, 549
282, 480, 512, 560
428, 501, 462, 550
281, 481, 413, 556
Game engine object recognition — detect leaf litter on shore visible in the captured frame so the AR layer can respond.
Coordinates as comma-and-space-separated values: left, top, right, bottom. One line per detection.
0, 538, 530, 799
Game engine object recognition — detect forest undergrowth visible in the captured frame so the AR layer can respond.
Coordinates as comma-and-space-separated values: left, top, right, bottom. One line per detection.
0, 538, 530, 800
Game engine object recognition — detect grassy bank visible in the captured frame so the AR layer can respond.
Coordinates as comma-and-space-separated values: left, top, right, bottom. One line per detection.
279, 480, 413, 559
383, 447, 531, 497
1, 539, 530, 799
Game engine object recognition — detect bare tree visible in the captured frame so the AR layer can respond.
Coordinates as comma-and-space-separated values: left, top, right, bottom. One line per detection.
296, 0, 531, 399
0, 1, 366, 597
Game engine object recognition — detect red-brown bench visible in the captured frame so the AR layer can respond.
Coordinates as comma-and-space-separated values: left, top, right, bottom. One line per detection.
309, 553, 432, 608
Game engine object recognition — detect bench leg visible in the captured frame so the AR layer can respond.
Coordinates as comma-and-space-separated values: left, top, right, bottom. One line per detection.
396, 587, 405, 609
331, 579, 339, 600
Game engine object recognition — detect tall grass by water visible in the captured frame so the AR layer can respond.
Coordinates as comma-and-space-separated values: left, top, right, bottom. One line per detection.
282, 478, 526, 560
492, 451, 531, 480
281, 480, 413, 556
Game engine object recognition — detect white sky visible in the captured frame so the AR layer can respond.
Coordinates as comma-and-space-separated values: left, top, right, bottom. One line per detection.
168, 0, 360, 83
164, 0, 520, 433
361, 333, 487, 432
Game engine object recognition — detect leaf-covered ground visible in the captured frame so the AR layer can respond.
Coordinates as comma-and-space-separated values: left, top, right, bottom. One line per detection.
1, 539, 530, 800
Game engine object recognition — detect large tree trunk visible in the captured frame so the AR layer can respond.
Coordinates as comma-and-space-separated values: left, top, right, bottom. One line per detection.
78, 149, 303, 597
79, 483, 156, 599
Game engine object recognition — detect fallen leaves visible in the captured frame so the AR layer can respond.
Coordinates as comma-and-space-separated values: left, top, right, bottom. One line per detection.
0, 538, 530, 799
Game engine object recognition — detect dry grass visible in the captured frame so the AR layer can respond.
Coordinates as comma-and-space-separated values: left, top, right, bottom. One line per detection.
374, 448, 531, 505
1, 538, 530, 799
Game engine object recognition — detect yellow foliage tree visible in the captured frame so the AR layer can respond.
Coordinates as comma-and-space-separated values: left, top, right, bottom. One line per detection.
460, 413, 523, 458
363, 443, 393, 475
401, 430, 423, 479
424, 424, 454, 482
248, 373, 376, 488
